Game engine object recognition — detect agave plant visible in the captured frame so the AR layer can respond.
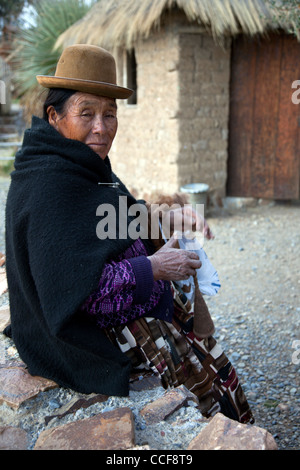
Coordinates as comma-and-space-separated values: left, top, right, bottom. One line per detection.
12, 0, 97, 119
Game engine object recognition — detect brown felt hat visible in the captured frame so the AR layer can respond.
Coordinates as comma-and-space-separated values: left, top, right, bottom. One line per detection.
36, 44, 133, 99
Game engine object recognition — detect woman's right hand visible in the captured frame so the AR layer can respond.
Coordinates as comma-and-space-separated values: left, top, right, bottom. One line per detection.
147, 234, 202, 281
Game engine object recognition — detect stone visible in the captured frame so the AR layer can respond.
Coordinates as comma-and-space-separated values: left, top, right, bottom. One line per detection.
0, 361, 58, 409
44, 393, 109, 425
34, 407, 135, 450
0, 269, 7, 295
0, 253, 5, 267
140, 385, 199, 424
0, 426, 28, 450
129, 373, 162, 391
0, 306, 10, 331
187, 413, 278, 450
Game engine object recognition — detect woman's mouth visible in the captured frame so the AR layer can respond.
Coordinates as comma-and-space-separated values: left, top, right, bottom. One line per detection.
88, 142, 106, 148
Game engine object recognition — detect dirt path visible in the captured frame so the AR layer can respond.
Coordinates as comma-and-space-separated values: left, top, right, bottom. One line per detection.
204, 201, 300, 449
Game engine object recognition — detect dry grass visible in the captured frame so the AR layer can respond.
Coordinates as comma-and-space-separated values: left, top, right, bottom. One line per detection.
55, 0, 284, 50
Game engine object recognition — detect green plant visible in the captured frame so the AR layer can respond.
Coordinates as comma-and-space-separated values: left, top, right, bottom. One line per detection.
13, 0, 96, 96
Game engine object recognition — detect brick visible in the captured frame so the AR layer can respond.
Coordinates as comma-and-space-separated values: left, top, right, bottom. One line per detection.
0, 361, 58, 409
187, 413, 278, 450
0, 426, 28, 450
129, 373, 162, 392
0, 269, 7, 295
34, 407, 135, 450
0, 253, 5, 267
140, 385, 199, 424
0, 306, 10, 331
45, 393, 108, 425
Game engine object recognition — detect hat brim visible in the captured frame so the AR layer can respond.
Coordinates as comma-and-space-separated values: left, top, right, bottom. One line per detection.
36, 75, 133, 99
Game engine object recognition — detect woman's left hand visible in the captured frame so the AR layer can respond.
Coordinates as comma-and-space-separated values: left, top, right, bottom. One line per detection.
169, 206, 214, 240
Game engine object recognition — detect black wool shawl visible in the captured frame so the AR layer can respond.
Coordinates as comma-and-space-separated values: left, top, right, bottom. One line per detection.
5, 116, 151, 395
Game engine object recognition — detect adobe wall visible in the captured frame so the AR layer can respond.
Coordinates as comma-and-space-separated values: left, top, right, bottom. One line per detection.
109, 17, 231, 206
109, 29, 180, 201
177, 33, 231, 205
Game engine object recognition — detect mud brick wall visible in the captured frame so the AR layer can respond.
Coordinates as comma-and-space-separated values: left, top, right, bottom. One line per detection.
177, 33, 231, 204
110, 29, 180, 201
109, 19, 231, 204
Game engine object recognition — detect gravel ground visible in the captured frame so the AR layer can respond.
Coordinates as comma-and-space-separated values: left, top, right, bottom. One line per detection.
204, 200, 300, 450
0, 175, 299, 450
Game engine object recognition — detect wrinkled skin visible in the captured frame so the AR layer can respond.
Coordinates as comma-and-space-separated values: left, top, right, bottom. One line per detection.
47, 92, 118, 160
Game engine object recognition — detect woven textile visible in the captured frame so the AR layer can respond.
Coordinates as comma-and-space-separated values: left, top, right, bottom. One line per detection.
105, 294, 254, 424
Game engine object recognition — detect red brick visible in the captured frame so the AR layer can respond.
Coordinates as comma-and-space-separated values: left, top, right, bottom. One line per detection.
0, 306, 10, 331
34, 407, 135, 450
0, 426, 28, 450
0, 269, 7, 295
140, 385, 199, 424
0, 361, 58, 409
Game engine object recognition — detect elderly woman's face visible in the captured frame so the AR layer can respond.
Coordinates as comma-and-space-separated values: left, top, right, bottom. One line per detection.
47, 92, 118, 159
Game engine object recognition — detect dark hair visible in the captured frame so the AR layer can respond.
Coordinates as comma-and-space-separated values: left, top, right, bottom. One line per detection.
43, 88, 77, 121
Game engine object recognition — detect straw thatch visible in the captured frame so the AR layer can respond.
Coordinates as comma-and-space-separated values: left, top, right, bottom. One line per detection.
55, 0, 283, 50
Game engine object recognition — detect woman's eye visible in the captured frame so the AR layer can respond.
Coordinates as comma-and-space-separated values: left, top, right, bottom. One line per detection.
81, 111, 93, 118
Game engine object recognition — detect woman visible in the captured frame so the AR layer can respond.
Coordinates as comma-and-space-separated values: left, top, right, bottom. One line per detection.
5, 45, 253, 424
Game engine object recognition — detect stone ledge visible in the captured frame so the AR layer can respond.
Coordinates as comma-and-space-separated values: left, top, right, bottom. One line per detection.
0, 307, 278, 451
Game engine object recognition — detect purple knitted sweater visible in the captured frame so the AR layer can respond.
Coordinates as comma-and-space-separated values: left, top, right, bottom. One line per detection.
81, 238, 173, 328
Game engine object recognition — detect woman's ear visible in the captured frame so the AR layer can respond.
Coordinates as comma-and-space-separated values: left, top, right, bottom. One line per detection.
47, 106, 58, 129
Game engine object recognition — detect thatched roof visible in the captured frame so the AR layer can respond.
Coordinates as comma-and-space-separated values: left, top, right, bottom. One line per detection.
55, 0, 285, 50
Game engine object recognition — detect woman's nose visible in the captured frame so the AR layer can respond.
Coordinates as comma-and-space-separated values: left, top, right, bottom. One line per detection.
92, 115, 107, 133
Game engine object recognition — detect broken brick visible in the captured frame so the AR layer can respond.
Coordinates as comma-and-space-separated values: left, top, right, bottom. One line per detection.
0, 361, 58, 409
0, 426, 28, 450
140, 385, 199, 424
187, 413, 278, 450
34, 407, 135, 450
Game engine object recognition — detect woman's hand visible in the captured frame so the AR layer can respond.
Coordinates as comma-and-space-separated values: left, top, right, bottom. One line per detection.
147, 234, 202, 281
